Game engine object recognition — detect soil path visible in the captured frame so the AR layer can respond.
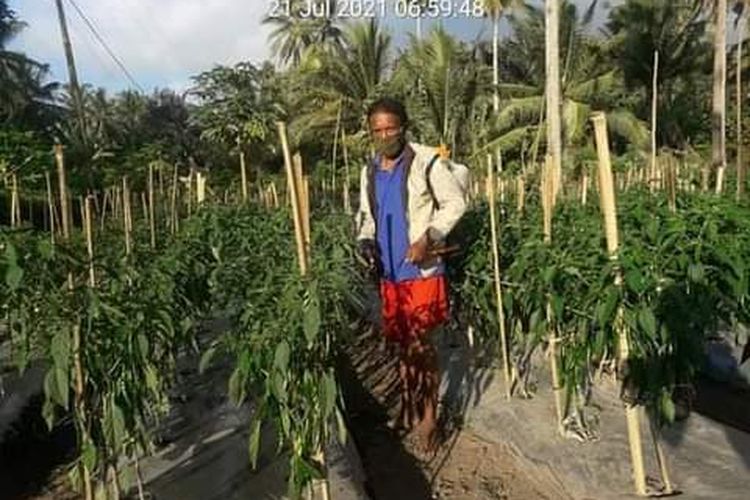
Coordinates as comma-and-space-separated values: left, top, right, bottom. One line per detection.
339, 326, 560, 500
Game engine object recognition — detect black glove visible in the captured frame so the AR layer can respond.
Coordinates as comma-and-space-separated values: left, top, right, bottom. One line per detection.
357, 239, 381, 278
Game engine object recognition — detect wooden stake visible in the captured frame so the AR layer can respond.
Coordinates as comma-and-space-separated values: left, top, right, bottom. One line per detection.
303, 175, 311, 247
141, 192, 148, 221
342, 128, 352, 214
114, 187, 121, 222
45, 171, 56, 245
84, 196, 95, 286
10, 173, 19, 228
666, 156, 677, 213
332, 100, 342, 194
581, 168, 589, 206
649, 412, 675, 495
650, 50, 659, 194
55, 145, 71, 239
487, 154, 512, 400
239, 137, 248, 202
170, 165, 179, 234
79, 196, 85, 231
148, 163, 156, 248
541, 154, 564, 429
518, 175, 525, 214
196, 171, 206, 204
123, 177, 132, 256
277, 122, 309, 275
271, 181, 279, 208
187, 166, 194, 216
737, 15, 746, 201
592, 112, 649, 497
158, 162, 165, 198
100, 189, 109, 230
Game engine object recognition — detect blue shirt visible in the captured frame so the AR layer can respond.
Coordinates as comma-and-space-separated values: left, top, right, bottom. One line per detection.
374, 153, 422, 283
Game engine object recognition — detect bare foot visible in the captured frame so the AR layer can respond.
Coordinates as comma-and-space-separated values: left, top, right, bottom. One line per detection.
411, 416, 441, 457
386, 404, 412, 434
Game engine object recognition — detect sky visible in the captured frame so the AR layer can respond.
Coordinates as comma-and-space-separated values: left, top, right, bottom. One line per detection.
7, 0, 616, 95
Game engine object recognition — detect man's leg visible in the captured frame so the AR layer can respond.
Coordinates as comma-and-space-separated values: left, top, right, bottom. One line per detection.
412, 333, 440, 449
397, 345, 415, 430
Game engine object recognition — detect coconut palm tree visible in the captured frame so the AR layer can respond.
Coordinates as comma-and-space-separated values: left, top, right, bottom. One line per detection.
1, 1, 58, 127
607, 0, 711, 149
289, 18, 392, 148
482, 0, 526, 114
391, 26, 491, 157
714, 0, 728, 193
264, 0, 343, 67
483, 2, 647, 160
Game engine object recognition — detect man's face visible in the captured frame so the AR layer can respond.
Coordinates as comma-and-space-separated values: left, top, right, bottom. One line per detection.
369, 111, 404, 159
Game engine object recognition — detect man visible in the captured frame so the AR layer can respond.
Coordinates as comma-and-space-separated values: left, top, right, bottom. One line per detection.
357, 97, 467, 450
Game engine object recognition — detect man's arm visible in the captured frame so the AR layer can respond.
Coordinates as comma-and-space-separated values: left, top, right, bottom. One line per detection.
425, 159, 467, 243
356, 166, 375, 242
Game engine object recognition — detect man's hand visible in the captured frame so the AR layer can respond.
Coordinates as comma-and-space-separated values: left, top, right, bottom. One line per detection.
357, 239, 381, 276
406, 233, 430, 264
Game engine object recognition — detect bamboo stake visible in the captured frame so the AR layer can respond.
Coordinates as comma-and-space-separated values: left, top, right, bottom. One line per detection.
332, 99, 342, 194
55, 145, 71, 239
141, 192, 148, 221
239, 137, 248, 202
123, 177, 132, 256
85, 196, 95, 287
79, 196, 85, 232
342, 128, 352, 214
292, 154, 310, 250
149, 163, 156, 249
45, 172, 56, 245
650, 51, 659, 193
100, 190, 109, 230
158, 162, 165, 198
666, 156, 677, 213
271, 181, 279, 208
592, 112, 649, 497
10, 173, 19, 228
542, 155, 564, 429
281, 131, 328, 500
293, 152, 304, 204
196, 171, 206, 204
83, 196, 99, 500
303, 175, 311, 247
187, 167, 194, 216
53, 145, 92, 499
649, 412, 675, 495
516, 175, 525, 214
277, 122, 308, 274
581, 168, 589, 206
738, 14, 746, 201
92, 191, 100, 216
170, 165, 179, 234
487, 154, 511, 400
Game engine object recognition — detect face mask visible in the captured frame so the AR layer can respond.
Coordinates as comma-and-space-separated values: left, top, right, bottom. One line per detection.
374, 135, 404, 159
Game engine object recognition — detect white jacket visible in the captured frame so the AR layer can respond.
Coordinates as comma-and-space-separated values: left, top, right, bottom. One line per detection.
356, 142, 467, 278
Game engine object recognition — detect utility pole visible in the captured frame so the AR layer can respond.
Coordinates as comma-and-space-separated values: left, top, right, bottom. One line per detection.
54, 0, 87, 144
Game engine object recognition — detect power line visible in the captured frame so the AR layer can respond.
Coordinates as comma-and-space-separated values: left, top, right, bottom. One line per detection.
65, 0, 146, 93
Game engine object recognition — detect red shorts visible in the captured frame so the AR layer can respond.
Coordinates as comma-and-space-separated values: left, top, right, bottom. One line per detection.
380, 275, 449, 347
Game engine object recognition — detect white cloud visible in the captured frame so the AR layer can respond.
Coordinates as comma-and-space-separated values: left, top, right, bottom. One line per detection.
8, 0, 273, 92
